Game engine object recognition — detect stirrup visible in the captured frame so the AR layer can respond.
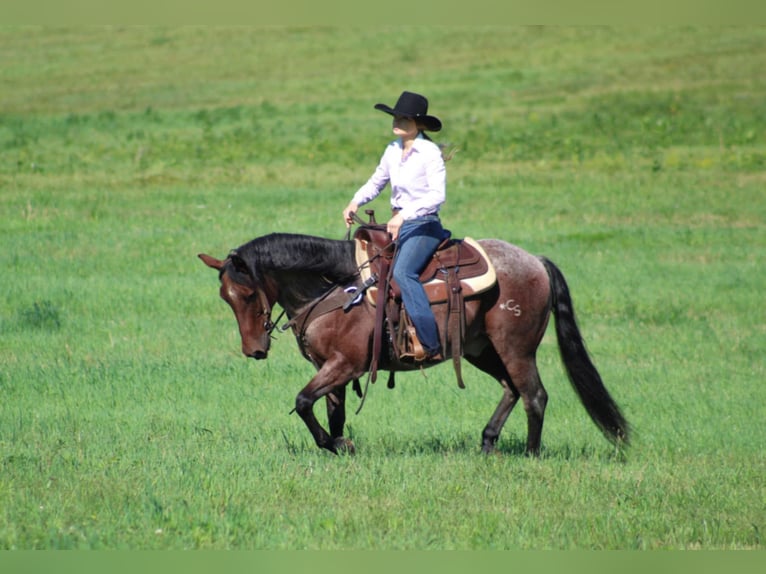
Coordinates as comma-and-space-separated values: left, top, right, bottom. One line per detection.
398, 325, 426, 361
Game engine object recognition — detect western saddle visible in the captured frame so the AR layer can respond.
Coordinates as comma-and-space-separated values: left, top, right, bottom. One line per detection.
351, 210, 497, 389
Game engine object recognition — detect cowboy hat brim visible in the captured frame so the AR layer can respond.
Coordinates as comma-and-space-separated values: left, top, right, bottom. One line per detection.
374, 103, 442, 132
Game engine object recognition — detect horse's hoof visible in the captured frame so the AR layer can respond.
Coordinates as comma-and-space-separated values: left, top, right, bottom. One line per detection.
333, 437, 356, 455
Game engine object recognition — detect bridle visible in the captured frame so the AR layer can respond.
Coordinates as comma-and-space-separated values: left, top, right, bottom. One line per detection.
223, 257, 285, 341
250, 281, 285, 339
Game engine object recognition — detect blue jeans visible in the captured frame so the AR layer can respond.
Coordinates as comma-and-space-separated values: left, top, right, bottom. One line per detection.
392, 215, 447, 355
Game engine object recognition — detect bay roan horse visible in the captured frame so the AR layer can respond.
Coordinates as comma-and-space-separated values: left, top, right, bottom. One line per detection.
199, 232, 629, 455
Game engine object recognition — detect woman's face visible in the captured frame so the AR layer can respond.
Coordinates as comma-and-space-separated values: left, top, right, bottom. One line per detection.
392, 116, 418, 139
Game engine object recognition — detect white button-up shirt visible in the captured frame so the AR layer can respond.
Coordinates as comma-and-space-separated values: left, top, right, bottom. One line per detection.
352, 133, 446, 221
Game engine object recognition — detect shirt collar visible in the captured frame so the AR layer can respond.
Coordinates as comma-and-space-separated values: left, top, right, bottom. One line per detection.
397, 132, 426, 151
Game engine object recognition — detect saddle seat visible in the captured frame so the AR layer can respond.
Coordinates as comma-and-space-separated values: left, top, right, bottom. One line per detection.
354, 224, 497, 306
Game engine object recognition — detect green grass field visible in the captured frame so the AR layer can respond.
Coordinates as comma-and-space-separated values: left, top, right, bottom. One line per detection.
1, 26, 764, 549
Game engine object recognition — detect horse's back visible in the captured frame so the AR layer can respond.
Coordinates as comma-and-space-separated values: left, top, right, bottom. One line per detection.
478, 239, 552, 333
479, 239, 548, 284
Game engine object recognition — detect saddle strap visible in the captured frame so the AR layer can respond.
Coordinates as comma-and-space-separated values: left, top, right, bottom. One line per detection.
446, 266, 466, 389
369, 257, 391, 383
282, 284, 355, 349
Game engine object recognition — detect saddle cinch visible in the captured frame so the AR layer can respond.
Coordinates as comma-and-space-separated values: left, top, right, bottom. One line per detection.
352, 210, 497, 389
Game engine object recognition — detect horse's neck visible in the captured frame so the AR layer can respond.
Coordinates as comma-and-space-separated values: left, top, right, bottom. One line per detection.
258, 236, 357, 313
270, 270, 337, 316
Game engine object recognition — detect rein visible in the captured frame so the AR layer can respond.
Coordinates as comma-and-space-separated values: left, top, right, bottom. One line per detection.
344, 210, 369, 239
267, 307, 287, 337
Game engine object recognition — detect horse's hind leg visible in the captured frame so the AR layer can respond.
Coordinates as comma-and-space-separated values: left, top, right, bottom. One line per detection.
326, 385, 346, 439
468, 347, 548, 456
466, 347, 521, 454
325, 384, 355, 455
509, 357, 548, 456
483, 380, 520, 454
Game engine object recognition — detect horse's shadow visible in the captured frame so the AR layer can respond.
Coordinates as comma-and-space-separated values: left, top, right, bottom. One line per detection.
283, 427, 625, 461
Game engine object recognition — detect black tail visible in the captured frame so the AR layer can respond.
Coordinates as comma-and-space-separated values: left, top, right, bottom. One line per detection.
541, 257, 630, 446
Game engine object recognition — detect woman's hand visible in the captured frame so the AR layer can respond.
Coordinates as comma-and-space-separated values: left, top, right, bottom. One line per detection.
343, 202, 359, 228
387, 212, 404, 241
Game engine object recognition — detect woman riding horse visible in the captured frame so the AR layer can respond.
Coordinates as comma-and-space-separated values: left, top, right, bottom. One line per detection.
343, 91, 450, 363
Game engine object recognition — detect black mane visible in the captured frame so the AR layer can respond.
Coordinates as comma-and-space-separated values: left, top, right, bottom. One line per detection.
233, 233, 358, 310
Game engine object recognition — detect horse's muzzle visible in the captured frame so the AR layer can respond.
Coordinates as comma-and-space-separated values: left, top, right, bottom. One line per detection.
247, 350, 268, 360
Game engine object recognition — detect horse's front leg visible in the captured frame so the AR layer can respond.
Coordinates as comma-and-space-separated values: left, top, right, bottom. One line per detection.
295, 359, 356, 454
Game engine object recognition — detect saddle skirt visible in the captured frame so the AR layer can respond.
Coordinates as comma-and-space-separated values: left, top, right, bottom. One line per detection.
354, 226, 497, 306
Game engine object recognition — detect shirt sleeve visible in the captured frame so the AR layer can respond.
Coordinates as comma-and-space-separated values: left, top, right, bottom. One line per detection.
351, 147, 391, 207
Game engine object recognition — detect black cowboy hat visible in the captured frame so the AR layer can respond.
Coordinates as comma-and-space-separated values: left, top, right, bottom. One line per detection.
374, 91, 442, 132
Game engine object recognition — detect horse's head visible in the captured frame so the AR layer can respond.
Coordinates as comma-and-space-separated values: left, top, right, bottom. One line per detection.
199, 252, 275, 360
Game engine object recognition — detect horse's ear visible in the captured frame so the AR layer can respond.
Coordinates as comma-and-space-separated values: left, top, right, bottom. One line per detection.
198, 253, 224, 270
